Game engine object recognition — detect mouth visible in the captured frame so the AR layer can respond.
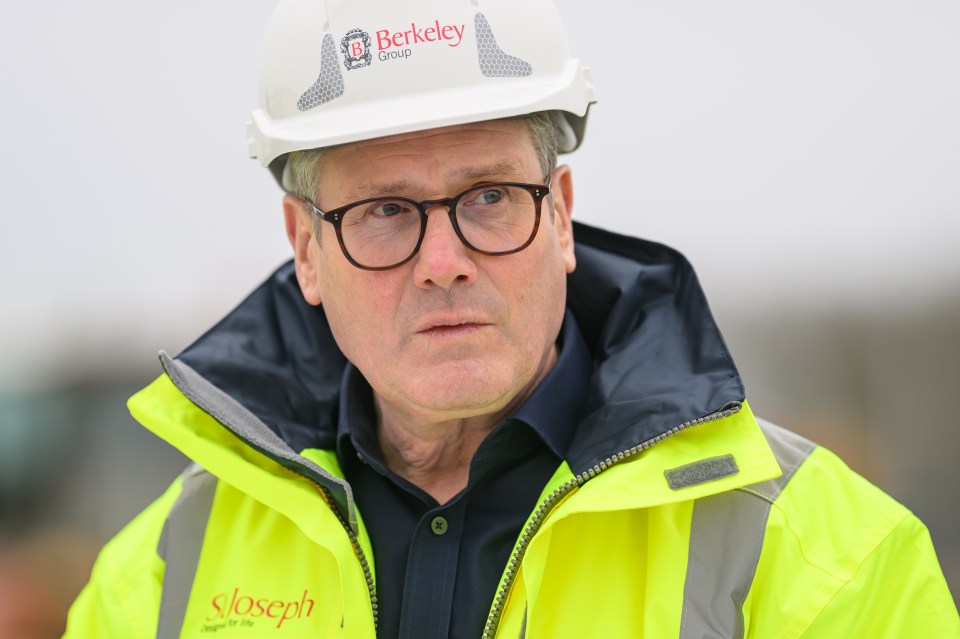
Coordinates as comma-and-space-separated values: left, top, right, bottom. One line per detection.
416, 317, 492, 338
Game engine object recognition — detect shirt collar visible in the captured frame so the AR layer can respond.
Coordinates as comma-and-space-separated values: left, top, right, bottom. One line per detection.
337, 309, 591, 464
505, 309, 590, 458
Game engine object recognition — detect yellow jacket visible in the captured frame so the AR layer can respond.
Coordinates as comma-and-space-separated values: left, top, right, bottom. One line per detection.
66, 223, 959, 637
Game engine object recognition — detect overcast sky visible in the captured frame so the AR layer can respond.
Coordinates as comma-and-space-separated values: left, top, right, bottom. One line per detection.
2, 1, 959, 388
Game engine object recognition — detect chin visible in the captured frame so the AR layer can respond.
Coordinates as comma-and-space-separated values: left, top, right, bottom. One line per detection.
401, 362, 526, 416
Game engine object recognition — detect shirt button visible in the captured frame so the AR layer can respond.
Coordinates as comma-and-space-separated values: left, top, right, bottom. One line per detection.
430, 516, 449, 536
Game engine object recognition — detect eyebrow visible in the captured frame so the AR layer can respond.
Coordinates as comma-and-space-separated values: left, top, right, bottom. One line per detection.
345, 159, 529, 201
456, 159, 527, 182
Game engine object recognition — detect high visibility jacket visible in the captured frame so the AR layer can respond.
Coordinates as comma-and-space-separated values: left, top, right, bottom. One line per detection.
65, 223, 959, 638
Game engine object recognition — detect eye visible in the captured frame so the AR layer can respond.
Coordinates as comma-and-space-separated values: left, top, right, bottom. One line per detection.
370, 200, 414, 217
477, 188, 505, 205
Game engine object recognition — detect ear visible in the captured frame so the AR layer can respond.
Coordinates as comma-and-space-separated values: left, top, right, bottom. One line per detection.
283, 193, 324, 306
549, 164, 576, 274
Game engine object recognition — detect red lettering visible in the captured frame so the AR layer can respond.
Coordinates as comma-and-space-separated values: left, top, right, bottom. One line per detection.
206, 593, 226, 622
235, 595, 254, 616
351, 41, 363, 57
207, 588, 315, 628
277, 601, 298, 628
450, 24, 465, 47
375, 21, 467, 50
227, 587, 238, 619
411, 23, 426, 43
301, 589, 315, 617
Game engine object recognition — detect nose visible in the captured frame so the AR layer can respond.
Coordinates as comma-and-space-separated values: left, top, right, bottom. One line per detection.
411, 205, 477, 291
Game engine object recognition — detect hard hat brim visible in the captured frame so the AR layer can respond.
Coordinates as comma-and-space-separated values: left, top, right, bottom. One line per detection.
248, 59, 595, 186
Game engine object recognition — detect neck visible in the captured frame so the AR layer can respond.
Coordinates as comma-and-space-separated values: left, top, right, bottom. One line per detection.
372, 344, 559, 503
375, 415, 492, 503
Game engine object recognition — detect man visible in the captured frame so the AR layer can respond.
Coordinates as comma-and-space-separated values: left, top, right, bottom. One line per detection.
66, 0, 958, 637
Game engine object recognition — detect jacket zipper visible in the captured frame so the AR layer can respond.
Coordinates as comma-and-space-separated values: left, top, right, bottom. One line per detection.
172, 349, 735, 637
316, 484, 380, 632
480, 401, 742, 639
163, 360, 381, 631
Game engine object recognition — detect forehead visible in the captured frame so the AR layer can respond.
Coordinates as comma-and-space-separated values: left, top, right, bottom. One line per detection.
319, 119, 539, 198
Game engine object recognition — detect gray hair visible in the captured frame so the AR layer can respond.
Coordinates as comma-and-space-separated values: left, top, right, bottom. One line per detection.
282, 111, 564, 238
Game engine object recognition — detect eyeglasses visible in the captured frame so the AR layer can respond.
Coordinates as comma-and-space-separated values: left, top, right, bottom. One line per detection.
301, 177, 552, 271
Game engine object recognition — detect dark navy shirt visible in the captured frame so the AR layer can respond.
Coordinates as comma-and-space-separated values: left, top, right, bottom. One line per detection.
336, 311, 590, 639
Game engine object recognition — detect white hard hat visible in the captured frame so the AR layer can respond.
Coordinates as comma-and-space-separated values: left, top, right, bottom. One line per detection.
247, 0, 597, 185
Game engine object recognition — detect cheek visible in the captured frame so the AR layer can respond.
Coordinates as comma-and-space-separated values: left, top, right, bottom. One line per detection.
317, 263, 404, 361
505, 253, 568, 336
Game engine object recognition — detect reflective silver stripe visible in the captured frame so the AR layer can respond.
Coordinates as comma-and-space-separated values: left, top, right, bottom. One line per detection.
741, 420, 819, 504
156, 464, 218, 639
679, 420, 816, 639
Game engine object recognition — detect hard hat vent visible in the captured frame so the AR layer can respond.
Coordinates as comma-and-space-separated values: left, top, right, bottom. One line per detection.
475, 13, 532, 78
297, 33, 345, 112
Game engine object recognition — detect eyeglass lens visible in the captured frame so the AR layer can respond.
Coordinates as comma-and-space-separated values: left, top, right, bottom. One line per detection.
339, 184, 539, 268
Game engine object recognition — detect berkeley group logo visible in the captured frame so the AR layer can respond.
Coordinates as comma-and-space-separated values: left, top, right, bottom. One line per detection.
341, 28, 373, 70
339, 19, 467, 70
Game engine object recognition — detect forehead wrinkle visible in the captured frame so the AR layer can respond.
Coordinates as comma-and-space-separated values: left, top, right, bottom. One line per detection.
341, 158, 531, 202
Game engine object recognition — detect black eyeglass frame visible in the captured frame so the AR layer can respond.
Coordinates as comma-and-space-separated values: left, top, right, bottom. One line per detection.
300, 176, 553, 271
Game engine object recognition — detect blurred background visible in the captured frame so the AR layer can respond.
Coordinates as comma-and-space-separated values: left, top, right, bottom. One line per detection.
1, 0, 958, 635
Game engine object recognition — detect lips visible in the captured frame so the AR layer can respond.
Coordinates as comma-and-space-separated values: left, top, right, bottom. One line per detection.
415, 314, 491, 335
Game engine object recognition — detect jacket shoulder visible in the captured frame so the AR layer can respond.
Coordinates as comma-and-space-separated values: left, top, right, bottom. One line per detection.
754, 418, 912, 567
744, 420, 959, 637
64, 469, 188, 638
